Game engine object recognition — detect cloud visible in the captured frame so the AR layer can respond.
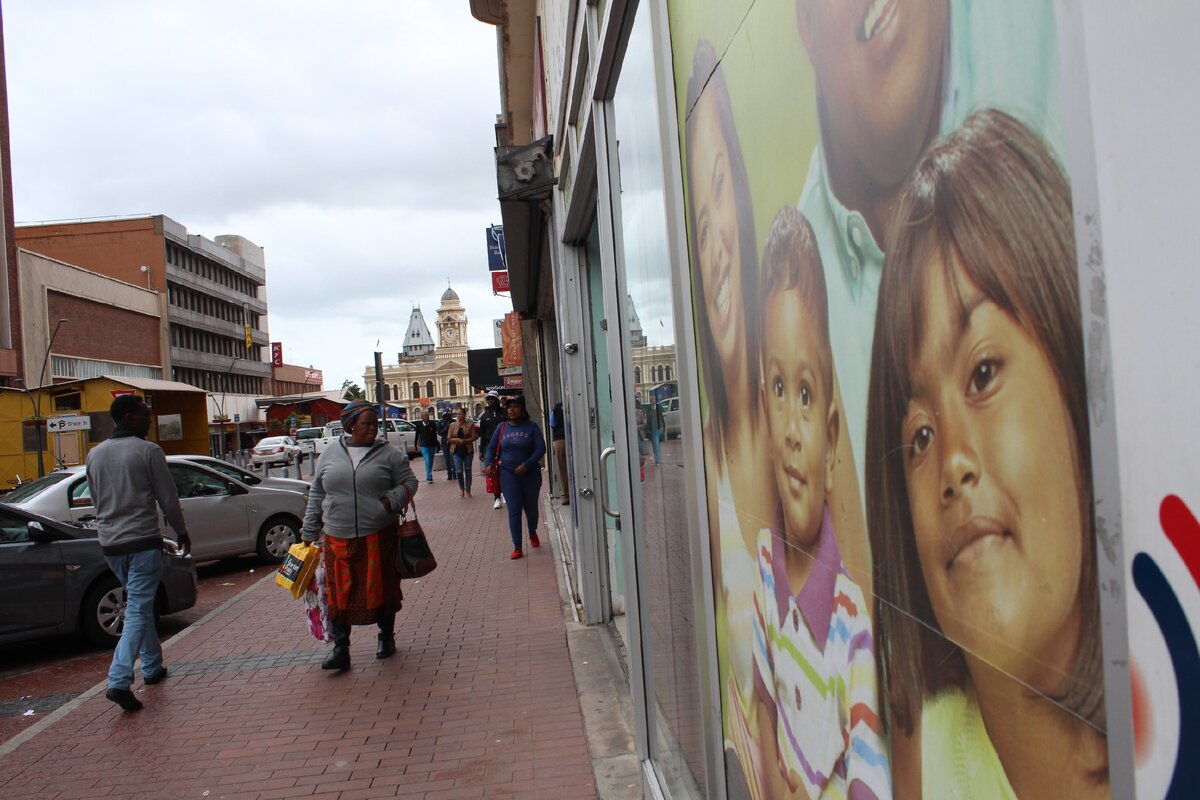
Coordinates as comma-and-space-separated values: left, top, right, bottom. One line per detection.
5, 0, 513, 391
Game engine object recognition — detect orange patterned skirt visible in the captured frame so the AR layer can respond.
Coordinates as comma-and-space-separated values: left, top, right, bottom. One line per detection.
322, 522, 403, 625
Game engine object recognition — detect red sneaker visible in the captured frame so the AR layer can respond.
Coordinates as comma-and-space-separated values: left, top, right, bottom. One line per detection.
510, 549, 524, 560
529, 533, 541, 548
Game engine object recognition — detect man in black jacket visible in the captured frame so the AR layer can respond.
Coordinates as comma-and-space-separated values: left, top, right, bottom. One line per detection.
477, 391, 505, 509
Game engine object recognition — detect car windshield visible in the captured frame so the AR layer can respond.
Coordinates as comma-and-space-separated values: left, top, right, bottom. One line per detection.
191, 458, 260, 485
258, 437, 288, 447
4, 471, 72, 502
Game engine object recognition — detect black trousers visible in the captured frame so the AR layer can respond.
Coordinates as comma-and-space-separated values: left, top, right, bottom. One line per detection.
328, 613, 395, 646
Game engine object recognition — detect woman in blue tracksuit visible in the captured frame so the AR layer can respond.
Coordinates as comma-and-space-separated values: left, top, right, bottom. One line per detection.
483, 395, 546, 560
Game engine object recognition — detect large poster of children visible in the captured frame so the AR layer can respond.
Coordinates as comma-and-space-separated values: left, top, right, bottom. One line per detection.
668, 1, 1111, 797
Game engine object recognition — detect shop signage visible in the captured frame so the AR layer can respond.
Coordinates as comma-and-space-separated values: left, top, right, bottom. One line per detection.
502, 376, 523, 389
487, 224, 507, 271
46, 415, 90, 433
271, 342, 284, 367
501, 312, 523, 367
305, 369, 323, 384
492, 270, 510, 293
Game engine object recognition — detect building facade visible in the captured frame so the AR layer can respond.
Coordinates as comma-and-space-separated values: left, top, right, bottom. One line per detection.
15, 215, 273, 433
364, 286, 473, 414
471, 2, 1199, 798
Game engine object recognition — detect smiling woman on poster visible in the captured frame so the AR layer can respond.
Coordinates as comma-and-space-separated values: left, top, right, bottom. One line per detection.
866, 110, 1108, 798
684, 40, 776, 717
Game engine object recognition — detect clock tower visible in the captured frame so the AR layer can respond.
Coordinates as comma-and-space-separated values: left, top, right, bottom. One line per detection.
436, 285, 468, 355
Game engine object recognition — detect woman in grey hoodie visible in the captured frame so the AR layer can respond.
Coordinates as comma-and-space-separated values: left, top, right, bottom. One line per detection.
302, 401, 419, 671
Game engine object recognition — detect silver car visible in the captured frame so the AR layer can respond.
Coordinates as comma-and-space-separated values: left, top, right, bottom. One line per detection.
4, 462, 306, 563
169, 454, 310, 494
251, 436, 302, 467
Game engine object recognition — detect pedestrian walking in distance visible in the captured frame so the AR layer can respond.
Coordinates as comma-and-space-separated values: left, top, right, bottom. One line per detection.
550, 400, 570, 505
414, 408, 439, 485
87, 394, 191, 712
301, 401, 418, 671
439, 409, 456, 482
448, 407, 477, 498
477, 390, 506, 509
483, 395, 547, 560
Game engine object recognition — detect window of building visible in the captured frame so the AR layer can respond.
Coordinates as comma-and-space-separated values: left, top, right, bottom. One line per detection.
391, 384, 399, 401
634, 366, 641, 383
449, 378, 457, 397
412, 381, 420, 399
425, 380, 434, 398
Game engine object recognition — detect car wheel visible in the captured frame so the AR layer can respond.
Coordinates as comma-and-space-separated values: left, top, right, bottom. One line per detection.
80, 575, 124, 646
257, 515, 300, 563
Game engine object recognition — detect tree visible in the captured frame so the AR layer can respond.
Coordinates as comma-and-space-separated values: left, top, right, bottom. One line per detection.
341, 379, 365, 400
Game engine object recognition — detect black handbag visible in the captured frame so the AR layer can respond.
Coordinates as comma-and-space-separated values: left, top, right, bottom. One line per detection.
396, 500, 437, 579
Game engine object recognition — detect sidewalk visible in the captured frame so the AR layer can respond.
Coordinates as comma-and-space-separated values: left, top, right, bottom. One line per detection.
0, 476, 622, 800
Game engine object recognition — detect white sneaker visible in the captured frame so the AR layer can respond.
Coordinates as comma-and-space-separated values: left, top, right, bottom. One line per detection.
493, 497, 502, 510
501, 496, 507, 506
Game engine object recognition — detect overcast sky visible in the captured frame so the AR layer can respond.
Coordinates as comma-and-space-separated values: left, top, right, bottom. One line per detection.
4, 0, 510, 391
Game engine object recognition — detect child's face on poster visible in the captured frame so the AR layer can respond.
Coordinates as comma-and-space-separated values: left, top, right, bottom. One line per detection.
690, 91, 746, 368
762, 290, 835, 549
901, 258, 1085, 689
797, 0, 948, 189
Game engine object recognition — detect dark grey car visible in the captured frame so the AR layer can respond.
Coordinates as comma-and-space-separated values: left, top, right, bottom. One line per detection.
0, 503, 197, 647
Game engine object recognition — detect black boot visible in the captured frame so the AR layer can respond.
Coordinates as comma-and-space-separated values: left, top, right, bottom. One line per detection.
376, 615, 396, 659
323, 623, 351, 671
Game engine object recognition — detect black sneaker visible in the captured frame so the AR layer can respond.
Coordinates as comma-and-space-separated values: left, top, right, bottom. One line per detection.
105, 688, 144, 712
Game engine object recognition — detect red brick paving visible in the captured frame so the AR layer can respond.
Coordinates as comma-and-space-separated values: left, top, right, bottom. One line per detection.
0, 477, 600, 799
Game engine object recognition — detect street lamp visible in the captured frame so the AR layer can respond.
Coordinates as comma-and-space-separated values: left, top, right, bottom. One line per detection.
26, 318, 69, 478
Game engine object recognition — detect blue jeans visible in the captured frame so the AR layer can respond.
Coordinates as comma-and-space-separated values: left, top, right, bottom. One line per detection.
442, 440, 455, 478
105, 548, 163, 690
420, 446, 437, 481
453, 451, 474, 493
499, 468, 542, 550
651, 429, 662, 465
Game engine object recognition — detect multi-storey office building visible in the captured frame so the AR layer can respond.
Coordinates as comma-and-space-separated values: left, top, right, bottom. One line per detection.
16, 215, 272, 433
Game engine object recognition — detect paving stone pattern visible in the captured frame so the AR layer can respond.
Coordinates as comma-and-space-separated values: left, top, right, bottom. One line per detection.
0, 477, 599, 799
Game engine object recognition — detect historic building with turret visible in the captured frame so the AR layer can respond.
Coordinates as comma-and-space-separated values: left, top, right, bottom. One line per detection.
364, 286, 474, 415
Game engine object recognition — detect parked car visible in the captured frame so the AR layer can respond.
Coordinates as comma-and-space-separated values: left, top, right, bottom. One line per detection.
659, 397, 681, 439
252, 436, 302, 467
378, 418, 419, 457
170, 454, 310, 494
293, 426, 325, 458
5, 462, 305, 563
0, 501, 196, 647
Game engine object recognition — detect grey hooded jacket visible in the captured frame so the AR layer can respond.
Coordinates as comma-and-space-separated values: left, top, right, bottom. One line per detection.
301, 436, 418, 541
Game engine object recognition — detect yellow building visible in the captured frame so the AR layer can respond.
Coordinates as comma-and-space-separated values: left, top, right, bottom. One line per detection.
0, 376, 207, 487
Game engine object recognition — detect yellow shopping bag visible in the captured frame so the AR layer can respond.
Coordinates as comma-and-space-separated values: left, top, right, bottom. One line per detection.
275, 542, 320, 600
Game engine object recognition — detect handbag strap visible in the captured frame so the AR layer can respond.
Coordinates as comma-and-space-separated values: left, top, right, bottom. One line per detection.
495, 422, 506, 462
399, 497, 418, 522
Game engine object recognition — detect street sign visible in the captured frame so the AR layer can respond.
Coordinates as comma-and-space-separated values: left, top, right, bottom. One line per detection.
233, 413, 240, 422
46, 415, 91, 433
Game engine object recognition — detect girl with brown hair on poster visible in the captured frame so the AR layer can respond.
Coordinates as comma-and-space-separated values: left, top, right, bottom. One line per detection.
865, 109, 1108, 799
684, 38, 777, 793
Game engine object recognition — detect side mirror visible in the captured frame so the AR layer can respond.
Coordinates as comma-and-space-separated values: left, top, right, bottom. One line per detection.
228, 482, 249, 496
27, 520, 58, 543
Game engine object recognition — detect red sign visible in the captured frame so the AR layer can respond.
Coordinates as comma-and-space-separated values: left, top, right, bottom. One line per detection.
305, 369, 323, 385
503, 375, 523, 388
270, 342, 283, 367
492, 270, 510, 293
110, 389, 136, 398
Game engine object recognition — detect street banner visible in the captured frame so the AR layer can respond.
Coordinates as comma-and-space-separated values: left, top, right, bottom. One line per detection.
487, 224, 507, 271
491, 270, 510, 293
501, 312, 522, 367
